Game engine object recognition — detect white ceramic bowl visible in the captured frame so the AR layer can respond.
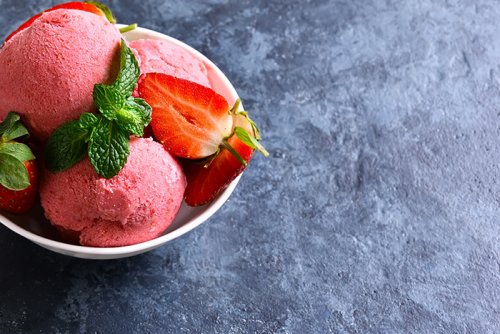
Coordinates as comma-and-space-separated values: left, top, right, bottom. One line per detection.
0, 25, 242, 260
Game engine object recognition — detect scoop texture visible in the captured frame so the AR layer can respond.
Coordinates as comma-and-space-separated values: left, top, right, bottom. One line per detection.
0, 9, 121, 140
40, 138, 187, 247
130, 39, 211, 88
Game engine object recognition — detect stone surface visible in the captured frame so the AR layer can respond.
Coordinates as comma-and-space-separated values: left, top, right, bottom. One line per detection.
1, 0, 500, 333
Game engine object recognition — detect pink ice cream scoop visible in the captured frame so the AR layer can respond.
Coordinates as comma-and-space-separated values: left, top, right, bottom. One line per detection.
130, 39, 211, 88
40, 138, 187, 247
0, 9, 121, 140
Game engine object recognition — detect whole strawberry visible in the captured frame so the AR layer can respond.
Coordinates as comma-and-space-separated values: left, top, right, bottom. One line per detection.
0, 112, 38, 214
4, 1, 116, 45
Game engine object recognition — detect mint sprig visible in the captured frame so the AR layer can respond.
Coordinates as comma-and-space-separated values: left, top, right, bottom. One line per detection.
116, 97, 152, 137
110, 38, 141, 96
89, 117, 130, 178
44, 40, 151, 179
45, 121, 89, 172
0, 112, 35, 190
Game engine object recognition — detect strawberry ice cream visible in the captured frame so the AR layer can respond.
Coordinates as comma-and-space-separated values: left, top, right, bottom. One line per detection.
40, 138, 186, 247
0, 9, 121, 140
130, 39, 211, 88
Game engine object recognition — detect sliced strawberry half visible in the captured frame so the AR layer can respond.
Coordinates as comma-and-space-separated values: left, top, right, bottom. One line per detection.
138, 73, 234, 159
183, 114, 257, 206
138, 72, 268, 206
4, 1, 115, 44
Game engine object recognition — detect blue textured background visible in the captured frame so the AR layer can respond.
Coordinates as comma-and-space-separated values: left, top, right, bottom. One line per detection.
1, 0, 500, 333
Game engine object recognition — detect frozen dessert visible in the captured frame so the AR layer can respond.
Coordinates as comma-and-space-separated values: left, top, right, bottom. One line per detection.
130, 39, 211, 88
0, 1, 266, 249
40, 137, 186, 247
0, 9, 121, 140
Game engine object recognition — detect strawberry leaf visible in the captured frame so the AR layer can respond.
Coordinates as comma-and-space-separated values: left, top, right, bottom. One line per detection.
234, 109, 261, 140
0, 113, 35, 189
88, 118, 129, 179
0, 112, 20, 135
85, 1, 116, 24
45, 121, 89, 172
231, 100, 262, 140
234, 126, 269, 157
0, 142, 35, 162
2, 121, 29, 142
242, 112, 261, 140
0, 153, 30, 190
0, 112, 29, 142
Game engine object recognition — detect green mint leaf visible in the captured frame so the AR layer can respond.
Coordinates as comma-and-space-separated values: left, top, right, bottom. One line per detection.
116, 108, 145, 137
47, 40, 148, 179
0, 142, 35, 162
79, 113, 99, 131
234, 126, 269, 157
112, 40, 140, 97
93, 84, 125, 121
0, 112, 29, 142
88, 118, 129, 179
45, 121, 89, 172
128, 97, 152, 125
115, 97, 152, 136
85, 1, 116, 24
0, 153, 30, 190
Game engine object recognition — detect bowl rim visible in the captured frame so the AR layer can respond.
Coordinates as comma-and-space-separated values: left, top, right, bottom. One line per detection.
0, 25, 242, 256
0, 174, 240, 256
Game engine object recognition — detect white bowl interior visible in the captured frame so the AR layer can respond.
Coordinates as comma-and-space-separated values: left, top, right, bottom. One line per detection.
0, 25, 242, 259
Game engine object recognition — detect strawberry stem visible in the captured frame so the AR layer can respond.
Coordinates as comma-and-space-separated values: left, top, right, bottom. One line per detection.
221, 139, 247, 166
234, 126, 269, 157
119, 23, 137, 34
230, 99, 242, 114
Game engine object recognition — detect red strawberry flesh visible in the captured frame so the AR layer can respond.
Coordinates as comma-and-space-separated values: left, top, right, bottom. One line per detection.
138, 73, 233, 159
0, 160, 38, 214
183, 114, 255, 206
